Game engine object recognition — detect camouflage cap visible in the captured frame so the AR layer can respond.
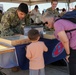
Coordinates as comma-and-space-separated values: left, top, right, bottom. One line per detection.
18, 3, 28, 14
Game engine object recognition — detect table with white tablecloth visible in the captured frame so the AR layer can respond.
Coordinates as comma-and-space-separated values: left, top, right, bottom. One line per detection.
0, 51, 18, 68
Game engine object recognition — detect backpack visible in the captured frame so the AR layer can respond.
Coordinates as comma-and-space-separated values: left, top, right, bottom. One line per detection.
55, 10, 76, 39
60, 10, 76, 24
56, 10, 76, 24
56, 10, 76, 33
60, 10, 76, 23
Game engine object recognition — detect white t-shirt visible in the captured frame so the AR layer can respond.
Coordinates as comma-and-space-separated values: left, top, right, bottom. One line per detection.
30, 9, 42, 23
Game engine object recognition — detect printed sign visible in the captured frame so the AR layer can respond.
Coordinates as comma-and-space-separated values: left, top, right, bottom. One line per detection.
52, 42, 64, 57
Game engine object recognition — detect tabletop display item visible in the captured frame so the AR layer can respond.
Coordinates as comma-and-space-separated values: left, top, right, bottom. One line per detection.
0, 35, 29, 46
0, 42, 15, 54
43, 31, 55, 39
24, 25, 43, 37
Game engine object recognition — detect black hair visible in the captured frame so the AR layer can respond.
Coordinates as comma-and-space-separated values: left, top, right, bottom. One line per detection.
56, 8, 59, 11
35, 5, 38, 9
62, 8, 66, 12
18, 3, 28, 14
0, 10, 2, 14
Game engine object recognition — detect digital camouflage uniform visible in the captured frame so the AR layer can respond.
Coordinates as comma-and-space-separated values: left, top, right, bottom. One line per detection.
0, 7, 30, 37
46, 7, 59, 17
24, 14, 31, 26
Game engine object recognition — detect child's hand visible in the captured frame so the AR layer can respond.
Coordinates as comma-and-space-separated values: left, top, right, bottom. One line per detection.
25, 46, 27, 50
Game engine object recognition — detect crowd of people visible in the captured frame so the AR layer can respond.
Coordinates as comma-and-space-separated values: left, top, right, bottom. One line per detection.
0, 0, 76, 75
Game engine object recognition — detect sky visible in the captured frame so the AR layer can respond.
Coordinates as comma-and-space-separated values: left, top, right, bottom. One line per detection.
0, 2, 76, 13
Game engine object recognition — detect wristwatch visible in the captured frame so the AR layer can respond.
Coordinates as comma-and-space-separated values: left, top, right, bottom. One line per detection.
66, 54, 70, 56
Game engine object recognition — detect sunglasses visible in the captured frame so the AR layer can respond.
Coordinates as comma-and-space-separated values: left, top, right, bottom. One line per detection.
43, 22, 48, 26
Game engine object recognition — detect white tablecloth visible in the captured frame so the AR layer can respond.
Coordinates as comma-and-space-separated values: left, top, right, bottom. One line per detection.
0, 51, 18, 68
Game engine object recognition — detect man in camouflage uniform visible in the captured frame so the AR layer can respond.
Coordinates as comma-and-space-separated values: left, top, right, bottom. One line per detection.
44, 0, 59, 31
0, 3, 28, 37
24, 14, 31, 25
0, 3, 28, 72
46, 0, 59, 17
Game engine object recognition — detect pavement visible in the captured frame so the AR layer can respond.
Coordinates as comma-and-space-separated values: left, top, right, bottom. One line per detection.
0, 64, 69, 75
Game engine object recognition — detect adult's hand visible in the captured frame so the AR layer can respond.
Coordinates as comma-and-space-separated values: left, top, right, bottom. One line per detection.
66, 55, 70, 62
